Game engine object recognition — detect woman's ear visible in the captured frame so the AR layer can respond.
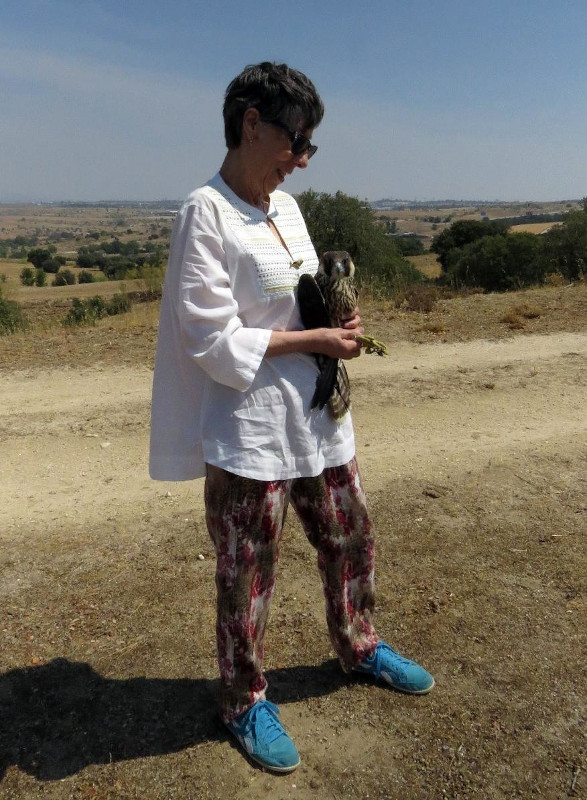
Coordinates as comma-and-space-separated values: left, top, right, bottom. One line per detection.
242, 107, 260, 143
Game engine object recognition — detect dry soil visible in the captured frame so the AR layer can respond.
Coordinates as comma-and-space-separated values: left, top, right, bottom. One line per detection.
0, 286, 585, 800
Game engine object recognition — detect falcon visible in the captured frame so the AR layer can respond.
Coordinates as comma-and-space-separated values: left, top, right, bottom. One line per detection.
297, 250, 387, 420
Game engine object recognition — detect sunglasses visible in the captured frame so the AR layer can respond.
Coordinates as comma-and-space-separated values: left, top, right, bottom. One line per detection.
263, 118, 318, 159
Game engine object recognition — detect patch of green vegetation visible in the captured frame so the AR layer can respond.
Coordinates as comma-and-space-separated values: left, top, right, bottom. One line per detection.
0, 289, 29, 335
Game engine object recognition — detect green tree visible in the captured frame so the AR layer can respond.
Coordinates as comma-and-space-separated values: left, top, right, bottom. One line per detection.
431, 219, 508, 271
394, 235, 425, 257
296, 190, 423, 294
541, 208, 587, 281
27, 246, 60, 272
447, 233, 545, 291
42, 256, 64, 274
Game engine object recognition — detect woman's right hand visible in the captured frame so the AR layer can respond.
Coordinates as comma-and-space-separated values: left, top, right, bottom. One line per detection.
316, 327, 364, 359
266, 326, 364, 359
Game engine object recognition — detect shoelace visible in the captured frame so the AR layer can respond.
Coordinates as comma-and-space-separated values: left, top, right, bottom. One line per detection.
240, 701, 285, 745
369, 643, 411, 679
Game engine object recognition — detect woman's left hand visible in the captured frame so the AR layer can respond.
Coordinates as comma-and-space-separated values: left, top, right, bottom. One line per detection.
341, 307, 361, 330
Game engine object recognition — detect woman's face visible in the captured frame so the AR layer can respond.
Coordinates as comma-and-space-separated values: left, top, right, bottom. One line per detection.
253, 118, 315, 196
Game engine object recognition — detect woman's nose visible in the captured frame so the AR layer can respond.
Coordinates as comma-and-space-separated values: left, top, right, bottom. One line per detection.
292, 151, 310, 169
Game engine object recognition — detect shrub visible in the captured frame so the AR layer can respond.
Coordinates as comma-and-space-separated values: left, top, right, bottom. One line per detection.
78, 270, 95, 284
106, 292, 132, 315
63, 296, 106, 326
63, 293, 132, 326
0, 289, 28, 334
52, 269, 76, 286
87, 296, 107, 319
20, 267, 35, 286
64, 298, 91, 326
140, 265, 165, 298
34, 268, 47, 287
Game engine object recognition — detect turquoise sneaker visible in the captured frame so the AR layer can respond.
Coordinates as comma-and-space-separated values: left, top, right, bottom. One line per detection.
225, 700, 300, 772
354, 641, 435, 694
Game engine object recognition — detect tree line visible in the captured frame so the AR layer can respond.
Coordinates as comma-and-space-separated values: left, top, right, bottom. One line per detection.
431, 203, 586, 291
18, 237, 166, 287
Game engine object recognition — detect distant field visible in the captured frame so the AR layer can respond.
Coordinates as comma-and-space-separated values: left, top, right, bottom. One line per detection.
0, 258, 146, 304
509, 222, 561, 234
407, 253, 442, 279
0, 204, 172, 243
376, 199, 578, 245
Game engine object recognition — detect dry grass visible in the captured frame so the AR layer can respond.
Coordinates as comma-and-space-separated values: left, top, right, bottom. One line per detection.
2, 281, 585, 372
509, 222, 562, 234
499, 312, 525, 329
407, 253, 442, 279
0, 204, 170, 243
393, 284, 442, 313
415, 320, 445, 334
500, 302, 543, 330
511, 302, 542, 319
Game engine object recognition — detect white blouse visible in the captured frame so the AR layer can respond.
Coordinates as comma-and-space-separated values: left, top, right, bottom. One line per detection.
149, 173, 355, 481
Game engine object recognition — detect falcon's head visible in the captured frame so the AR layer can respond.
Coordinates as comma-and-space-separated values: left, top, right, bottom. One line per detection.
318, 251, 355, 280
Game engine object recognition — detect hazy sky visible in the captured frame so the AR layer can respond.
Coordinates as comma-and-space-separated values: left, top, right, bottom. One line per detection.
1, 0, 586, 202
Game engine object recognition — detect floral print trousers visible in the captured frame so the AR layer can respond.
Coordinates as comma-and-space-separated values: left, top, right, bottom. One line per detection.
204, 457, 379, 722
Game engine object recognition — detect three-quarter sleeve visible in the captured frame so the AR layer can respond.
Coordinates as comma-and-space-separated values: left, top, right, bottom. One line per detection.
171, 203, 271, 391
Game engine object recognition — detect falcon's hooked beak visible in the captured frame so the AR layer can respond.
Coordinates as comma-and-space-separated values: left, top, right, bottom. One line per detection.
320, 250, 355, 279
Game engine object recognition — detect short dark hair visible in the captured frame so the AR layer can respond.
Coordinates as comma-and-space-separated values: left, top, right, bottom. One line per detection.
223, 61, 324, 149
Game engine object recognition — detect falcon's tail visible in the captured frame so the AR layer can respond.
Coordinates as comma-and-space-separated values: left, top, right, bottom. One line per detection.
328, 361, 351, 421
310, 358, 351, 421
311, 355, 339, 411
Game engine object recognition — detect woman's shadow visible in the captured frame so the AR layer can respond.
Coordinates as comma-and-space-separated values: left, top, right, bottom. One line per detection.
0, 656, 346, 781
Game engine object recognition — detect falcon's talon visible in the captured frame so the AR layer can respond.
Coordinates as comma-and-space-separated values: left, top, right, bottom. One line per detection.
355, 335, 387, 356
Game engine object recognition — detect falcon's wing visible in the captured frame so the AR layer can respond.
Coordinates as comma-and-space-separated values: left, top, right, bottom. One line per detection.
297, 273, 340, 411
297, 273, 330, 330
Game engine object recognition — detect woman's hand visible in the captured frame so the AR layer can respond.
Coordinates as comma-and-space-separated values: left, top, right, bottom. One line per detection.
340, 307, 361, 331
266, 320, 363, 359
315, 327, 364, 360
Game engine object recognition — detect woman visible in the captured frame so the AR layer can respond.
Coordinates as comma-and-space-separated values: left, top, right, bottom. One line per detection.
150, 61, 434, 773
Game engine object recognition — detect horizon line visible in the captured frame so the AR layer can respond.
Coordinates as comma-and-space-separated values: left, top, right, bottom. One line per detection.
0, 197, 581, 207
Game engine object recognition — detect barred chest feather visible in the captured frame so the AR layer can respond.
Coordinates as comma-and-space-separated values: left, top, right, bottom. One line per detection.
315, 273, 359, 327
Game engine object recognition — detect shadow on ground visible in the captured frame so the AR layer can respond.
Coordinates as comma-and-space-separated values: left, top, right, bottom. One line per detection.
0, 657, 346, 781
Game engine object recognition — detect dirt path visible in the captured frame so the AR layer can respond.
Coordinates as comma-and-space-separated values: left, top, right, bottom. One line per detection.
2, 332, 585, 531
0, 330, 585, 799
